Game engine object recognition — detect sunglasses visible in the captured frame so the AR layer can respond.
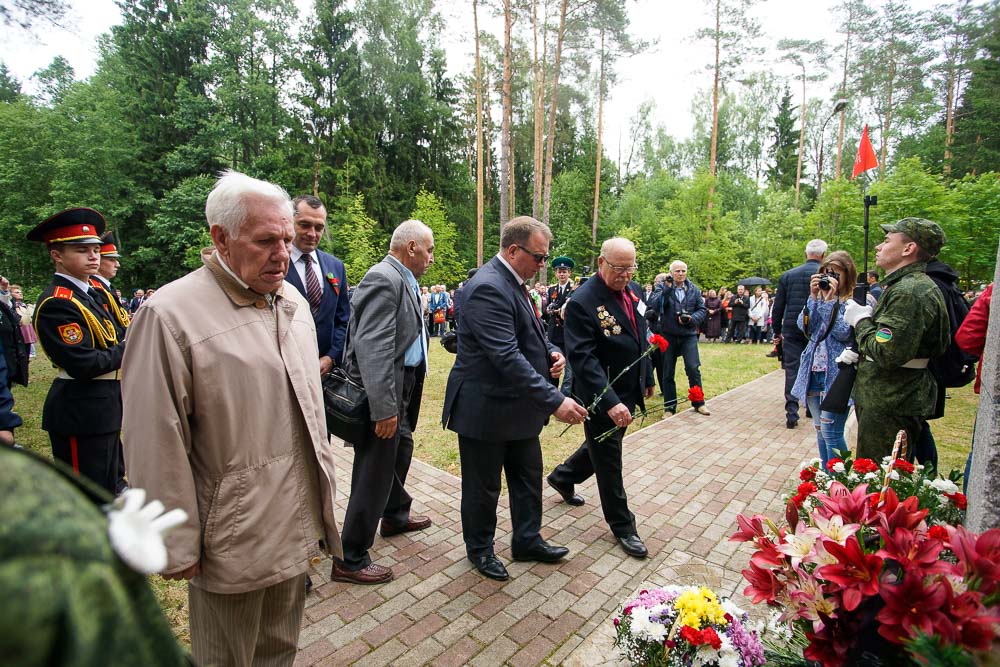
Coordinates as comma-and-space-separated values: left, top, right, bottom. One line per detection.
515, 245, 550, 264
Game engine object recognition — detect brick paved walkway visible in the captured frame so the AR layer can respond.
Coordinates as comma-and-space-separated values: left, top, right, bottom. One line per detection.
296, 370, 814, 666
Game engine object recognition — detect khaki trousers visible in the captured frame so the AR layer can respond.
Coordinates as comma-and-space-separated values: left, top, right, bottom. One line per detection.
189, 573, 306, 667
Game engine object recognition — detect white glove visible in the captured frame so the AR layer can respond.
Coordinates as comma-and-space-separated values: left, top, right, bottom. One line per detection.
843, 301, 873, 327
107, 488, 188, 574
835, 348, 860, 366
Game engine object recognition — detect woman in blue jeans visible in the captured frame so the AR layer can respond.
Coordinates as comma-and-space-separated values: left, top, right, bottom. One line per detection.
790, 251, 857, 468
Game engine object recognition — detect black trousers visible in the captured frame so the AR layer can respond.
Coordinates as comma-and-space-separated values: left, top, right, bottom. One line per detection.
49, 431, 120, 495
458, 434, 545, 559
781, 334, 806, 422
549, 411, 637, 539
340, 367, 418, 570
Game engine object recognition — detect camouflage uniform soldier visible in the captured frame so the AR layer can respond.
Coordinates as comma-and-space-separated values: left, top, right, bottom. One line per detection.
0, 446, 189, 666
845, 218, 950, 461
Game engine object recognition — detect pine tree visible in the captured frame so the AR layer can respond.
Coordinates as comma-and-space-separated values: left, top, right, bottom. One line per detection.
768, 86, 799, 191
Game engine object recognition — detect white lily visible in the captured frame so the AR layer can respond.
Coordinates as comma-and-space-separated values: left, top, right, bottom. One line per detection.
813, 514, 861, 546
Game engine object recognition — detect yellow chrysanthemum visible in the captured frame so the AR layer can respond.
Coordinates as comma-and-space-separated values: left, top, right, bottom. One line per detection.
672, 587, 728, 629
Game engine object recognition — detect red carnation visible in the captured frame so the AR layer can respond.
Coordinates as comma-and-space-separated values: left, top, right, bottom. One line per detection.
800, 467, 817, 481
946, 492, 968, 510
892, 459, 915, 474
797, 481, 818, 496
826, 458, 844, 472
649, 334, 669, 353
852, 458, 878, 474
701, 627, 723, 650
679, 625, 703, 645
928, 525, 949, 540
688, 385, 705, 403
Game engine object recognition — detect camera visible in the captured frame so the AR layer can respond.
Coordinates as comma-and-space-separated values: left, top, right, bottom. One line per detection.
818, 271, 838, 291
677, 309, 693, 326
665, 275, 674, 285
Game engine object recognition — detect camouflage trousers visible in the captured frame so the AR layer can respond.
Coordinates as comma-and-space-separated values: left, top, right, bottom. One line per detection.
855, 406, 924, 463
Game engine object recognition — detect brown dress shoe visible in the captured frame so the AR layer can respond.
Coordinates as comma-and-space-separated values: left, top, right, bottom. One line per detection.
330, 560, 394, 585
380, 515, 432, 537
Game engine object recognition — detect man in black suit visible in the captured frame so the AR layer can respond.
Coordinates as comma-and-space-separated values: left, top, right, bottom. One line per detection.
128, 289, 145, 313
27, 208, 127, 494
443, 216, 589, 581
771, 239, 826, 428
547, 238, 655, 558
285, 195, 351, 371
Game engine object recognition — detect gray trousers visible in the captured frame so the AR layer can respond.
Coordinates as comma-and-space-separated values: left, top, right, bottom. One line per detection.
189, 573, 307, 667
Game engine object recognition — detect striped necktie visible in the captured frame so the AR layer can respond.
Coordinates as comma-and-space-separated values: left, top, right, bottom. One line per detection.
302, 253, 323, 313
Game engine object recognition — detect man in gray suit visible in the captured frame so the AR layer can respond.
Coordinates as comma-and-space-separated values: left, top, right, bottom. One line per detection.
331, 219, 434, 585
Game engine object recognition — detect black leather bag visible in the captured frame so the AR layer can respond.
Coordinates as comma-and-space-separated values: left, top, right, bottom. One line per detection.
321, 366, 370, 445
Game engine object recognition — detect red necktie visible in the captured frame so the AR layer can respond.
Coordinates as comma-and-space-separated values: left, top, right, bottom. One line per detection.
618, 290, 636, 332
302, 254, 322, 313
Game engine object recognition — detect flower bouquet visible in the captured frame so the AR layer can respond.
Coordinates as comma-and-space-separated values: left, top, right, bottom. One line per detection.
732, 439, 1000, 666
612, 585, 766, 666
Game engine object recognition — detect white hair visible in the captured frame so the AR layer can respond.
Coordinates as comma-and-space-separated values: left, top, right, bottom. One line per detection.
805, 239, 828, 258
390, 219, 433, 251
599, 236, 635, 257
205, 170, 293, 238
669, 260, 687, 271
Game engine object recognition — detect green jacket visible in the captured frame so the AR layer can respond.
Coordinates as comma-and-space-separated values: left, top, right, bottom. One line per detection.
0, 447, 190, 667
854, 262, 950, 416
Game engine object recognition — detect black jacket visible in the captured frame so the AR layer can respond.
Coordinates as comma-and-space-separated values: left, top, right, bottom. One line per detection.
565, 276, 654, 418
443, 256, 563, 441
647, 280, 706, 337
34, 275, 125, 435
772, 259, 821, 341
0, 300, 27, 388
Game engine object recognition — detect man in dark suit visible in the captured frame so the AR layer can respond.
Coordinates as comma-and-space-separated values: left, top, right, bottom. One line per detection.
285, 196, 351, 372
546, 256, 575, 396
547, 238, 655, 558
332, 219, 433, 585
27, 208, 127, 495
771, 239, 826, 428
128, 289, 145, 313
443, 216, 589, 581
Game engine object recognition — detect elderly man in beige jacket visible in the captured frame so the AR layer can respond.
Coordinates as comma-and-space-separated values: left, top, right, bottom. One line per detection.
122, 170, 342, 667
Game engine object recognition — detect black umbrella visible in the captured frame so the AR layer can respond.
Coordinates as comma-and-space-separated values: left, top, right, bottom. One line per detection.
738, 277, 772, 287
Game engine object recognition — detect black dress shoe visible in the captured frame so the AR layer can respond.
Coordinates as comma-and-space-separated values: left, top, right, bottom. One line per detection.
617, 534, 648, 558
512, 542, 570, 563
786, 418, 798, 429
470, 554, 509, 581
547, 476, 584, 506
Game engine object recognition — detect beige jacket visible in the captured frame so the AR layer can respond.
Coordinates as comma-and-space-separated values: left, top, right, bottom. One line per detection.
122, 250, 342, 594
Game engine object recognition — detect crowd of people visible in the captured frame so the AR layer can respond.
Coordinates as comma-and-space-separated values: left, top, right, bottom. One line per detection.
0, 167, 990, 666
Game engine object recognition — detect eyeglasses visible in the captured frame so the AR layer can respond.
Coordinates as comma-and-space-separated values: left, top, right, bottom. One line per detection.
604, 261, 639, 274
515, 245, 549, 264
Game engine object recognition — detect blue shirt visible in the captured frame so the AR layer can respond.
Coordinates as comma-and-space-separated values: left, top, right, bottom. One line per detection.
386, 256, 426, 368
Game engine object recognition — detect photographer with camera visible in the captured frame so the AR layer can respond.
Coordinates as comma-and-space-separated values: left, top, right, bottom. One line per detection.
647, 260, 709, 416
789, 251, 857, 469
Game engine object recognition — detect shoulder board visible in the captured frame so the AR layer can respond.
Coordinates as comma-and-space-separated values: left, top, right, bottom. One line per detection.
89, 278, 102, 288
54, 286, 74, 300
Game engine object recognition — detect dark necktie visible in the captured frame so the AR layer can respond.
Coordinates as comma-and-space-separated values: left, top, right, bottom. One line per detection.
302, 253, 322, 313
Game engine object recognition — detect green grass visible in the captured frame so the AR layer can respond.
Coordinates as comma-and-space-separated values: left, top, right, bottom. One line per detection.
11, 340, 978, 645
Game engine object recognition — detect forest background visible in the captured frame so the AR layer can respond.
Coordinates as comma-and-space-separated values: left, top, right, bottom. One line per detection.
1, 0, 998, 297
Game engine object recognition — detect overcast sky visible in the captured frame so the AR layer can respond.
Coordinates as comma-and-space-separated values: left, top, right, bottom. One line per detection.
1, 0, 948, 161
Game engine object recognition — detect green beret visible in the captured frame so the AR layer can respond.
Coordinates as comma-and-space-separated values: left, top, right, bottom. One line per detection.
881, 217, 946, 256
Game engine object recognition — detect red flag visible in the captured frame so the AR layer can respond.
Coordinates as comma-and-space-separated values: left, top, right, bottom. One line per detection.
851, 124, 879, 179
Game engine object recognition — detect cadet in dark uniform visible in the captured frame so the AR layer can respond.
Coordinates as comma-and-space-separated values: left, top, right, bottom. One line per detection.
845, 218, 950, 461
29, 208, 127, 495
546, 256, 575, 396
0, 446, 190, 666
89, 231, 131, 493
89, 231, 131, 339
